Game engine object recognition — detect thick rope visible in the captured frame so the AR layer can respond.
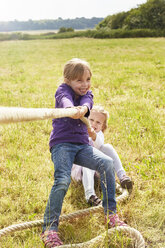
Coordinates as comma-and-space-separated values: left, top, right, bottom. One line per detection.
56, 227, 145, 248
0, 188, 145, 248
0, 188, 128, 238
0, 107, 145, 247
0, 107, 90, 128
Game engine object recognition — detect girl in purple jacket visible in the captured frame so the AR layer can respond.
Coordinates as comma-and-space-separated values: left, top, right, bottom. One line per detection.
41, 58, 127, 247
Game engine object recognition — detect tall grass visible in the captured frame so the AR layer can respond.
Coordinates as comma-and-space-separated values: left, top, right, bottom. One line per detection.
0, 38, 165, 247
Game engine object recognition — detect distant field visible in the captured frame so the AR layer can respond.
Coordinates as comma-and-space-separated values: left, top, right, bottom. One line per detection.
0, 38, 165, 248
0, 29, 59, 34
0, 29, 86, 34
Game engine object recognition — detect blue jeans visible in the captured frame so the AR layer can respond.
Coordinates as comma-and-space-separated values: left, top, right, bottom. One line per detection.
42, 143, 116, 232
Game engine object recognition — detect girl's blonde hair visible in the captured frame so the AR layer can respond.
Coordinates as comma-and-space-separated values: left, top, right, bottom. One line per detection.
63, 58, 92, 82
91, 105, 109, 132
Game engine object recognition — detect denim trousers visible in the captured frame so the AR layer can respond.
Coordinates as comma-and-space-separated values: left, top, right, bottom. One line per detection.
82, 143, 126, 201
42, 143, 116, 232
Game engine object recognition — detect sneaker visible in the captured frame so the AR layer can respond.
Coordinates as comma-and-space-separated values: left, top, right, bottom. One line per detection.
41, 230, 63, 247
105, 214, 127, 228
88, 195, 102, 206
120, 175, 133, 190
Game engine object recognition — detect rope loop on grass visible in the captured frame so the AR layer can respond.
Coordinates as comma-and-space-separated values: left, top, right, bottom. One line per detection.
56, 226, 145, 248
0, 187, 126, 238
0, 188, 145, 247
0, 107, 145, 247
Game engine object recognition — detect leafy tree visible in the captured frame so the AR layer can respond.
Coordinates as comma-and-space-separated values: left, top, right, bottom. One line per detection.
124, 0, 165, 29
96, 12, 129, 29
58, 27, 74, 33
123, 9, 144, 29
140, 0, 165, 29
96, 0, 165, 30
110, 12, 129, 29
96, 16, 112, 29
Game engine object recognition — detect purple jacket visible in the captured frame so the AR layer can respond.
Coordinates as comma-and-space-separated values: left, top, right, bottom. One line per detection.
49, 83, 93, 149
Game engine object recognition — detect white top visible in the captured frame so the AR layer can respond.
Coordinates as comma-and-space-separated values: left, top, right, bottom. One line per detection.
91, 130, 104, 149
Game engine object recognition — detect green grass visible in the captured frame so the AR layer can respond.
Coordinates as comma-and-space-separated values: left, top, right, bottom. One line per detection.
0, 38, 165, 247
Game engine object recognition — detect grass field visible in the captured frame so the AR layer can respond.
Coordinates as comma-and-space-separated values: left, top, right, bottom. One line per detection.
0, 37, 165, 247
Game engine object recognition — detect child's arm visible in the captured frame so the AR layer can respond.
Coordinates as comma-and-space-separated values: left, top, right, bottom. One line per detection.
55, 84, 93, 119
88, 127, 97, 141
93, 131, 104, 149
79, 91, 93, 117
71, 91, 93, 119
88, 130, 104, 149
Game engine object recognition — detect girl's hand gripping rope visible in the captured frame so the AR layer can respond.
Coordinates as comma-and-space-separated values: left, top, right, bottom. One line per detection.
71, 106, 88, 119
88, 127, 96, 141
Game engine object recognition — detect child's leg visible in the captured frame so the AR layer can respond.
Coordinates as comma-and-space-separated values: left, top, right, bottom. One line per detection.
75, 145, 116, 214
71, 164, 82, 182
42, 143, 79, 233
100, 144, 133, 190
100, 144, 126, 180
82, 167, 95, 201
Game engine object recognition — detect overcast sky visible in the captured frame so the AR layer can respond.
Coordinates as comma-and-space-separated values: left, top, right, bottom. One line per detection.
0, 0, 147, 21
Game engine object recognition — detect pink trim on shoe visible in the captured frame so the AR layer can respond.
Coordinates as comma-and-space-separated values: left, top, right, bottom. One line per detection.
41, 230, 63, 247
105, 214, 128, 228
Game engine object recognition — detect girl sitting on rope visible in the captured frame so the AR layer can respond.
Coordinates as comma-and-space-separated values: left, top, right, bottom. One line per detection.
41, 58, 127, 248
71, 105, 133, 206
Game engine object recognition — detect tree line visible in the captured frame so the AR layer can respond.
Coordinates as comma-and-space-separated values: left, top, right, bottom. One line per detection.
0, 17, 103, 32
96, 0, 165, 30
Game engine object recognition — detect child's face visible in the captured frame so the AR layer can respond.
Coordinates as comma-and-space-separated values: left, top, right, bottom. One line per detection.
88, 110, 106, 133
67, 69, 91, 96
